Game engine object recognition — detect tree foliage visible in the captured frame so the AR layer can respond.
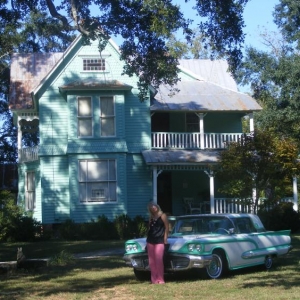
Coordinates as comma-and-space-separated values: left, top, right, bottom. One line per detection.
217, 130, 300, 213
0, 0, 249, 100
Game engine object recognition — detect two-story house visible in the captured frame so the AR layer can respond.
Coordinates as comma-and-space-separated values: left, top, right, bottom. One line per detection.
9, 35, 266, 225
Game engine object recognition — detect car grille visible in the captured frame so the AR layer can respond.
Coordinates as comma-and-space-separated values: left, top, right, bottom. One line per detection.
165, 256, 190, 270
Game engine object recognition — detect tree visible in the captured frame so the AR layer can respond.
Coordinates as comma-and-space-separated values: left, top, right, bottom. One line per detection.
0, 0, 250, 100
217, 130, 300, 213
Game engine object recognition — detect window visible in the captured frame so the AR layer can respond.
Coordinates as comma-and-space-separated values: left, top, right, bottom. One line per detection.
78, 159, 117, 203
78, 97, 93, 137
25, 171, 35, 210
83, 58, 105, 71
100, 96, 115, 136
186, 113, 199, 132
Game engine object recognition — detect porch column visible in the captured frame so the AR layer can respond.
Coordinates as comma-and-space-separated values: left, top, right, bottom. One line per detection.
17, 116, 22, 151
152, 166, 158, 204
198, 113, 205, 149
249, 113, 254, 132
204, 170, 215, 214
293, 177, 298, 212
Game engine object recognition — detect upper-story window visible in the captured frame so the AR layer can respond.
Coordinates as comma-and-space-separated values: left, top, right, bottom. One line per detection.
78, 96, 93, 137
186, 113, 199, 132
77, 96, 115, 138
83, 58, 105, 71
100, 96, 115, 137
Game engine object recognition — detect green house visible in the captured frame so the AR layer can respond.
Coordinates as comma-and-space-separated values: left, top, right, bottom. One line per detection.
9, 35, 266, 225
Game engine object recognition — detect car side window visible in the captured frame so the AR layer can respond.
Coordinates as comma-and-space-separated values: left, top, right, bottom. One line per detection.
236, 218, 256, 233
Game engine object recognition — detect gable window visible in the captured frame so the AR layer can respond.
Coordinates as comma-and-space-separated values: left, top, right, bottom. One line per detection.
83, 58, 105, 71
25, 171, 35, 210
78, 159, 117, 203
100, 96, 115, 136
78, 96, 93, 137
186, 113, 199, 132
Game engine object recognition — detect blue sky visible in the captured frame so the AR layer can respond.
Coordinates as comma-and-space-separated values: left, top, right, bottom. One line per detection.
172, 0, 280, 51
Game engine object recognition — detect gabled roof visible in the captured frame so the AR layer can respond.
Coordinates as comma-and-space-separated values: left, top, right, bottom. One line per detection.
178, 59, 237, 91
9, 52, 63, 109
9, 35, 122, 110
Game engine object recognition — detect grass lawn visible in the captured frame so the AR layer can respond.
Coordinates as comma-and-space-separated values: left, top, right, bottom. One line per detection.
0, 236, 299, 300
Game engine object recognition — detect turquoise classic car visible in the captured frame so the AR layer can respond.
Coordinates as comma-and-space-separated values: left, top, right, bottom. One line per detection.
123, 214, 292, 280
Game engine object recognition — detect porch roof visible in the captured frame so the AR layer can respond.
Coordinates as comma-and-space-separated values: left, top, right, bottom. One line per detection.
151, 80, 262, 112
142, 149, 221, 165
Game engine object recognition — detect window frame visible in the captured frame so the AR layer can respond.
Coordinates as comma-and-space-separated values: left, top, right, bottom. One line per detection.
77, 96, 93, 138
78, 159, 117, 203
99, 96, 116, 137
25, 171, 35, 211
186, 113, 200, 132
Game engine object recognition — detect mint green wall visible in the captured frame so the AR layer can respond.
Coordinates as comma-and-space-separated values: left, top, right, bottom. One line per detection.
27, 37, 152, 223
204, 113, 244, 133
167, 112, 244, 133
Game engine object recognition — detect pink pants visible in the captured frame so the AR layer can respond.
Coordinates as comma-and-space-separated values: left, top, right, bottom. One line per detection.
147, 242, 165, 284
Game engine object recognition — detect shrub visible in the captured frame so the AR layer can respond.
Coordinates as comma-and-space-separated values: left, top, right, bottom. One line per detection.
132, 215, 148, 238
59, 219, 79, 240
114, 214, 133, 240
258, 202, 300, 233
48, 250, 75, 266
0, 190, 41, 242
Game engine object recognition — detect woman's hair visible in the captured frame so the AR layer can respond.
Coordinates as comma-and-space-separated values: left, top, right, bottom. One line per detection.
147, 201, 163, 216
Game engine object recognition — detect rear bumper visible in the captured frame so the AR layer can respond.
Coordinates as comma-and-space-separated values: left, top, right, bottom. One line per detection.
124, 253, 213, 272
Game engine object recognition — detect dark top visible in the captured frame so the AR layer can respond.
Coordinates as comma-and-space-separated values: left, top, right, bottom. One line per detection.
146, 215, 165, 244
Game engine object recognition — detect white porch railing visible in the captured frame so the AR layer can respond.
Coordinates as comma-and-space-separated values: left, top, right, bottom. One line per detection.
214, 197, 294, 214
18, 146, 39, 163
151, 132, 243, 149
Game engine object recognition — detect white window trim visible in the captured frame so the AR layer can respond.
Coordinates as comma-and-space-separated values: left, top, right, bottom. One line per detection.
78, 159, 117, 203
77, 96, 93, 138
99, 96, 116, 137
25, 171, 35, 211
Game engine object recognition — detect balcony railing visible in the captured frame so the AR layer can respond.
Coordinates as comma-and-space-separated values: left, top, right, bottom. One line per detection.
152, 132, 243, 149
18, 146, 39, 163
214, 197, 294, 214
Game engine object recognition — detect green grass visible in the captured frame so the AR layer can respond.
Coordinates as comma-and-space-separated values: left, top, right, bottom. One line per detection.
0, 236, 299, 300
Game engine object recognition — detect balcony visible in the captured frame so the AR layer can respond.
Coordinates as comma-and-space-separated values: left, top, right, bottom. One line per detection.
18, 146, 39, 163
152, 132, 243, 150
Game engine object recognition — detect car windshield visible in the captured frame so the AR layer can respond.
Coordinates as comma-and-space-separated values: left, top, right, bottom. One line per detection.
171, 216, 235, 235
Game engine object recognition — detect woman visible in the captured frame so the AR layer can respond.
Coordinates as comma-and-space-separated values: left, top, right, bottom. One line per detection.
146, 202, 169, 284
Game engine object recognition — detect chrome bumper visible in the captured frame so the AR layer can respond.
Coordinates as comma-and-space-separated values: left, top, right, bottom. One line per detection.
124, 253, 213, 271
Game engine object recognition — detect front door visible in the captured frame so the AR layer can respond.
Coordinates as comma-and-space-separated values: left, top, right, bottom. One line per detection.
157, 171, 172, 215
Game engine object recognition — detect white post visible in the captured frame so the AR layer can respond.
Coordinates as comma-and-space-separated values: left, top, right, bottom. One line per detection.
210, 175, 215, 213
17, 117, 22, 151
205, 169, 215, 214
293, 177, 298, 212
249, 113, 254, 132
196, 113, 205, 149
252, 187, 257, 213
152, 166, 158, 204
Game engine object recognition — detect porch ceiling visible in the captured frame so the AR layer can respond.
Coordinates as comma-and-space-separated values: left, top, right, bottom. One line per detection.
142, 149, 221, 165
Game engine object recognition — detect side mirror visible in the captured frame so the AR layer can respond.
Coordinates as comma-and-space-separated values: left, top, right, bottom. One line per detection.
229, 228, 235, 235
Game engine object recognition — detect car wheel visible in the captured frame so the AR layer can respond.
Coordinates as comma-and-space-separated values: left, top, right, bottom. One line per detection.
133, 269, 151, 281
264, 256, 273, 270
206, 250, 228, 279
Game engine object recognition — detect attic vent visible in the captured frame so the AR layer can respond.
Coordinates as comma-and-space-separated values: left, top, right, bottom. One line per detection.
83, 58, 105, 71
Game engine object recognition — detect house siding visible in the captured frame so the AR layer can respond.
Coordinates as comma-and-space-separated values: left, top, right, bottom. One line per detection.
40, 156, 69, 223
126, 154, 152, 219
